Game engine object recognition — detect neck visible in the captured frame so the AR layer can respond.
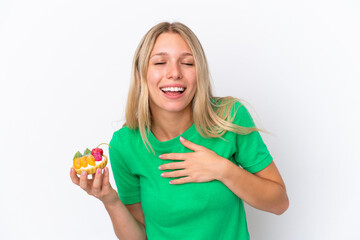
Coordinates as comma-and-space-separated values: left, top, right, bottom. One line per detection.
151, 108, 193, 142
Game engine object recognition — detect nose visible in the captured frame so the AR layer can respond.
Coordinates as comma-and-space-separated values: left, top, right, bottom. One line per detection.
166, 62, 182, 80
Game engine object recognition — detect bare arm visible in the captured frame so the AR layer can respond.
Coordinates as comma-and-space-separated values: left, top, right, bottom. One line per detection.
218, 161, 289, 215
70, 167, 146, 239
104, 200, 146, 239
125, 203, 145, 226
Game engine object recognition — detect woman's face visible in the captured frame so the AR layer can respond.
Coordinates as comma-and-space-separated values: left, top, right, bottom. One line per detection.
146, 32, 196, 117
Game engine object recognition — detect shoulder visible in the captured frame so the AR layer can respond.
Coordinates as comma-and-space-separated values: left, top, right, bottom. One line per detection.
211, 96, 243, 111
110, 126, 141, 148
109, 126, 143, 162
211, 97, 255, 128
231, 101, 256, 128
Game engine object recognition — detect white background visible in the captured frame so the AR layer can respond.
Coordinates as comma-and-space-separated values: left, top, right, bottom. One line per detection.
1, 0, 359, 239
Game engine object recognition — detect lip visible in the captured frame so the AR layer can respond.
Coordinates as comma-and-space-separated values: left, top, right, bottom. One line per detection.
161, 90, 186, 99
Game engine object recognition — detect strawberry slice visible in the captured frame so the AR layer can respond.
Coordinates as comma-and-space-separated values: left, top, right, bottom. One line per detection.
91, 143, 110, 161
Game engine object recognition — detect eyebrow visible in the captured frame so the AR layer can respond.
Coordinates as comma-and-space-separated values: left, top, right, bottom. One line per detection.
150, 52, 193, 58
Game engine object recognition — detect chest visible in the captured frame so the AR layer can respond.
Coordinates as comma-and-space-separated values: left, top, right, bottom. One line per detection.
141, 176, 238, 227
128, 137, 239, 226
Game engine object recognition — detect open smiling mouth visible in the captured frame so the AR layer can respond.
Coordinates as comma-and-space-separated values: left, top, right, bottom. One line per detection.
160, 87, 186, 96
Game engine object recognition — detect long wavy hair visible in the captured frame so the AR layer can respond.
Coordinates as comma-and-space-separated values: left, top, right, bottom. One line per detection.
124, 22, 257, 153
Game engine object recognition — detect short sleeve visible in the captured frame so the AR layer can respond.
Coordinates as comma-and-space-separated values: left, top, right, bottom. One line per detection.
233, 103, 273, 173
109, 132, 141, 204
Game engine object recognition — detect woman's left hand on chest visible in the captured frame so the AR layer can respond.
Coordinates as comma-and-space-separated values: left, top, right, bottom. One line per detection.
158, 137, 227, 184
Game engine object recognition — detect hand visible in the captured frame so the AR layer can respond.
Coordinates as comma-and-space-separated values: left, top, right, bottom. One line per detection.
159, 137, 227, 184
70, 167, 118, 206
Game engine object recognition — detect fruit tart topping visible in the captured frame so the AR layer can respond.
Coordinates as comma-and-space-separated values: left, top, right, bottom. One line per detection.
87, 155, 96, 166
91, 143, 110, 161
73, 151, 83, 169
73, 158, 81, 169
80, 156, 88, 168
73, 143, 110, 169
83, 148, 91, 156
73, 151, 83, 160
93, 153, 102, 161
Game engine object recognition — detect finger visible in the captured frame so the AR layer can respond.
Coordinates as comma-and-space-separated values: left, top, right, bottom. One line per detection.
159, 161, 186, 170
180, 136, 204, 151
170, 176, 192, 185
79, 171, 90, 192
159, 152, 188, 161
161, 170, 187, 178
70, 168, 80, 185
92, 168, 103, 195
102, 167, 110, 187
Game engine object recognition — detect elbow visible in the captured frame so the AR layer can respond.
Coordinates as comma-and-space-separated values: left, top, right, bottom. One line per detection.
274, 196, 289, 215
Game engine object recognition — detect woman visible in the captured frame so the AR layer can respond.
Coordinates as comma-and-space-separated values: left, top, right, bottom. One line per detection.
70, 22, 289, 240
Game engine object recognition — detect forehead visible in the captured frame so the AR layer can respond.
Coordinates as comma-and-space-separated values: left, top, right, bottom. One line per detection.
151, 32, 192, 55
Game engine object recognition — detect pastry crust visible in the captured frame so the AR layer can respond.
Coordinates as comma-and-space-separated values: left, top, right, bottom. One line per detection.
74, 155, 108, 175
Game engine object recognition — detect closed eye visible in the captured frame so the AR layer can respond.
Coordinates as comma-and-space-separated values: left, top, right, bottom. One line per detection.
155, 62, 166, 65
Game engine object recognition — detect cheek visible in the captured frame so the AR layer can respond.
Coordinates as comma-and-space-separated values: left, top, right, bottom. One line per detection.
188, 73, 197, 93
147, 68, 163, 80
187, 70, 197, 85
146, 74, 159, 89
189, 83, 197, 100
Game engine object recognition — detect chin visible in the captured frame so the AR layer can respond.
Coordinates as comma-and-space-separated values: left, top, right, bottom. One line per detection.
162, 103, 191, 113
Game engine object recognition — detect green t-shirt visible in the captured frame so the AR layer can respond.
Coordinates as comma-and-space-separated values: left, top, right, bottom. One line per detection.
109, 101, 273, 240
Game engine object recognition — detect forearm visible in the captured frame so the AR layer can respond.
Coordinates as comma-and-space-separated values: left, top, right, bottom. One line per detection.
103, 197, 146, 240
218, 160, 289, 215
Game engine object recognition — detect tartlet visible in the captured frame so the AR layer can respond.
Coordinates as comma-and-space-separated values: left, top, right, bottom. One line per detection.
72, 143, 109, 175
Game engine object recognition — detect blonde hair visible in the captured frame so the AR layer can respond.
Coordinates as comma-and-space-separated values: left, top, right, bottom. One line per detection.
124, 22, 257, 153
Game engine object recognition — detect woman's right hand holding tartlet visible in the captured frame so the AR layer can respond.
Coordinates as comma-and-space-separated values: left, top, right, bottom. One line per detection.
70, 167, 119, 206
70, 167, 146, 239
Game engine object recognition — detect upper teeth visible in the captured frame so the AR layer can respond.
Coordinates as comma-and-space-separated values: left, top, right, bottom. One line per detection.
161, 87, 184, 92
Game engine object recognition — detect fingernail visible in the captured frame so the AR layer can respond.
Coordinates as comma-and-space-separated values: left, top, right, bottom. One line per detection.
180, 136, 185, 142
70, 168, 74, 173
158, 166, 162, 170
169, 180, 173, 184
161, 173, 165, 177
159, 155, 163, 159
97, 168, 101, 174
81, 171, 86, 176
